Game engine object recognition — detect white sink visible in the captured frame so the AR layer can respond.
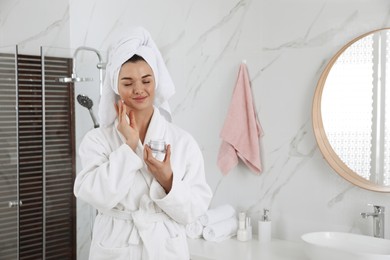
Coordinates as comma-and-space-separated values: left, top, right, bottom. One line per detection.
301, 232, 390, 260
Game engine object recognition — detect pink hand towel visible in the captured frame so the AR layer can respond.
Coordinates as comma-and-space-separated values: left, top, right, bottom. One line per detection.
217, 63, 263, 175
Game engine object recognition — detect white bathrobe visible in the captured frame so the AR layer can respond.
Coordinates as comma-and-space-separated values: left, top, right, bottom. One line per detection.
74, 107, 212, 260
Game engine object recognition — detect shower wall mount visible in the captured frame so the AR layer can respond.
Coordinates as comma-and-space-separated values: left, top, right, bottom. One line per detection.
58, 46, 106, 95
59, 46, 106, 128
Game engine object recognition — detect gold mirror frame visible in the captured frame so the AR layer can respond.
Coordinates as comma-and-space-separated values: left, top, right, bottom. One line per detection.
312, 28, 390, 192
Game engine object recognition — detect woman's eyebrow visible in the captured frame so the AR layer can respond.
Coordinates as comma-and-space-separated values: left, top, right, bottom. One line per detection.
142, 74, 152, 79
120, 74, 152, 80
120, 77, 133, 80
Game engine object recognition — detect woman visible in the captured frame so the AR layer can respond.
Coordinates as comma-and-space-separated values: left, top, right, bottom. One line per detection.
74, 27, 212, 260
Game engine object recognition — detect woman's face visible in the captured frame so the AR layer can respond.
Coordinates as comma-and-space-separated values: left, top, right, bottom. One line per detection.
118, 60, 155, 112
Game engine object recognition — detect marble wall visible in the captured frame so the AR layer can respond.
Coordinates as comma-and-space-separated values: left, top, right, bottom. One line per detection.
2, 0, 390, 258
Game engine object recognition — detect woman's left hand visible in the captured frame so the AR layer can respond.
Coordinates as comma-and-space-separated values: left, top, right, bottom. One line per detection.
144, 144, 173, 193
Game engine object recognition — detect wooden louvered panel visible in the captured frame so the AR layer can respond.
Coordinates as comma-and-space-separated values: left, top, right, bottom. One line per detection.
0, 52, 18, 259
0, 52, 75, 260
43, 56, 76, 260
16, 54, 75, 260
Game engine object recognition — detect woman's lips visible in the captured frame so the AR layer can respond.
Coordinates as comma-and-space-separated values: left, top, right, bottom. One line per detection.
133, 96, 147, 102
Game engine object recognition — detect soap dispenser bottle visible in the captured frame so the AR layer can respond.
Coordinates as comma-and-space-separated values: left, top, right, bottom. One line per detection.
237, 211, 247, 241
237, 211, 253, 241
258, 208, 271, 243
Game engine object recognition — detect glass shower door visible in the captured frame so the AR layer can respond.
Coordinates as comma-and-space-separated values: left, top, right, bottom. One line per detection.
0, 46, 19, 259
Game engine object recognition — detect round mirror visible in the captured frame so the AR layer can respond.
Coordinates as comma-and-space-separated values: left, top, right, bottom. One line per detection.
313, 28, 390, 192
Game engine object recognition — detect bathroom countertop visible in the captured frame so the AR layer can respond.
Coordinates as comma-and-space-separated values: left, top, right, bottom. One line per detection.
188, 236, 309, 260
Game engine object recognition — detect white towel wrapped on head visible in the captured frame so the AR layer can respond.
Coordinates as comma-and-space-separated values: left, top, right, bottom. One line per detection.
185, 220, 203, 239
202, 216, 238, 242
199, 204, 236, 226
99, 26, 175, 127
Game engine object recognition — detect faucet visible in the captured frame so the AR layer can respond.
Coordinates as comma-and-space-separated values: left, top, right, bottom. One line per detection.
361, 204, 385, 239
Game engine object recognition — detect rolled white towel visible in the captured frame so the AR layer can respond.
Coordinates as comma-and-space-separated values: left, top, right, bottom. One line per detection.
199, 204, 236, 226
185, 220, 204, 239
202, 217, 238, 242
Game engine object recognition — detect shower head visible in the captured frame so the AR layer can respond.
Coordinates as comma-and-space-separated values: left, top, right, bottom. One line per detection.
58, 73, 93, 83
77, 94, 99, 128
77, 94, 94, 109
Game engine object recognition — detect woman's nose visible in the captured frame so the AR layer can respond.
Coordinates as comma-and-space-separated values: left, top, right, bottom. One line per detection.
133, 82, 143, 94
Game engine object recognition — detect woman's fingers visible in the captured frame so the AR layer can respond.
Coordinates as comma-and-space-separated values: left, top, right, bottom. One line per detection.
116, 100, 125, 123
143, 144, 149, 160
114, 102, 119, 116
128, 110, 137, 129
115, 100, 136, 130
121, 101, 127, 121
144, 144, 173, 193
163, 145, 171, 164
143, 145, 156, 165
144, 144, 172, 170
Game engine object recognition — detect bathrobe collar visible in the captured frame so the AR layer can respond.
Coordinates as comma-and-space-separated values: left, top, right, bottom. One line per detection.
114, 106, 168, 192
144, 106, 167, 145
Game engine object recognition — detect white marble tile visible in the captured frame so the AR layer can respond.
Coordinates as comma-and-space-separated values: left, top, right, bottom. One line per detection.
0, 0, 70, 54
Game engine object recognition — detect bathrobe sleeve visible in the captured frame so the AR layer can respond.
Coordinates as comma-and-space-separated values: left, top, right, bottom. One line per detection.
74, 128, 143, 211
149, 132, 213, 225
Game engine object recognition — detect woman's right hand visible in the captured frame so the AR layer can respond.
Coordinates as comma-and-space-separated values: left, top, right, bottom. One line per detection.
114, 100, 139, 151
